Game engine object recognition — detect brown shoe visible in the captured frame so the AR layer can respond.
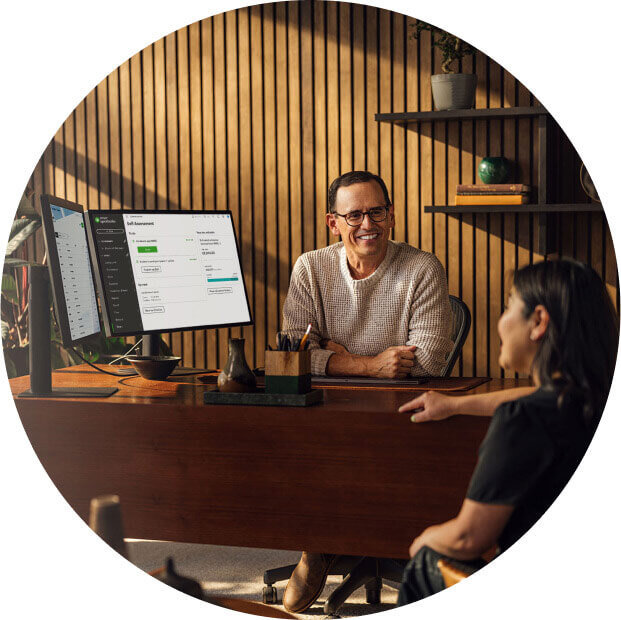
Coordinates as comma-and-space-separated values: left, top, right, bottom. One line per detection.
283, 552, 335, 613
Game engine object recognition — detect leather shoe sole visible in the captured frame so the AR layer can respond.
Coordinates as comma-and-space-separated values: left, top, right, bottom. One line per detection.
283, 552, 336, 613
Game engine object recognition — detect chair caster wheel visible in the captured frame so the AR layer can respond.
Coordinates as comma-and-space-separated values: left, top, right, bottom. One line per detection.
263, 586, 278, 604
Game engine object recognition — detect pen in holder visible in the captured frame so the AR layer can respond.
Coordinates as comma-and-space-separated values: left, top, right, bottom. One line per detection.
265, 349, 311, 394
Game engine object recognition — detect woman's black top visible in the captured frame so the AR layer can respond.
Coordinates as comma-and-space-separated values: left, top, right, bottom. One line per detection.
466, 387, 593, 553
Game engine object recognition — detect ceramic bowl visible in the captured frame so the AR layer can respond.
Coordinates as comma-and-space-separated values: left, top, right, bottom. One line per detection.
126, 355, 182, 380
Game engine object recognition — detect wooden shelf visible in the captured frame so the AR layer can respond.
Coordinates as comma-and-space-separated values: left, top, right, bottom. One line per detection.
375, 106, 547, 125
375, 105, 602, 254
424, 203, 603, 215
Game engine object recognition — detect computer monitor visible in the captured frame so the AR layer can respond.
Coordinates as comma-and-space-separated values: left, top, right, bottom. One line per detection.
39, 195, 102, 347
84, 210, 252, 340
27, 195, 117, 397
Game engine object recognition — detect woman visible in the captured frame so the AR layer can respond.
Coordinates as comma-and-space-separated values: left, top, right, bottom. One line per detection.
397, 259, 618, 606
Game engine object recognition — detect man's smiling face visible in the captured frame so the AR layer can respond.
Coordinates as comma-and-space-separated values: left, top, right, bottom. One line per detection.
326, 180, 395, 264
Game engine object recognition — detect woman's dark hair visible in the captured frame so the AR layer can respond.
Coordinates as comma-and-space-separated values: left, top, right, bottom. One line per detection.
513, 259, 619, 431
328, 171, 392, 213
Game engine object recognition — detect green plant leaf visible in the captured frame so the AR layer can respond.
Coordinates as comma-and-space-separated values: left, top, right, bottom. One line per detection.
1, 320, 9, 341
1, 274, 18, 304
6, 219, 41, 255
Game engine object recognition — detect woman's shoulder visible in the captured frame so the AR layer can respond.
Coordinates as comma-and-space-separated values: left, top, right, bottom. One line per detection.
501, 387, 558, 412
493, 387, 589, 441
491, 388, 559, 433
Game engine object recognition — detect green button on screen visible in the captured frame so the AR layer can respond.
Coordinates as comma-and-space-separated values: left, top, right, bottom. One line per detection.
137, 246, 158, 253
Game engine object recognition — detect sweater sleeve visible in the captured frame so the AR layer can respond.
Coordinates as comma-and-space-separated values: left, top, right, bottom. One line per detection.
281, 256, 334, 376
406, 254, 454, 376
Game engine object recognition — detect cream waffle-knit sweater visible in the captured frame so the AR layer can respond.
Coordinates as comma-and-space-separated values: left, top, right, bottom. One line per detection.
282, 241, 453, 376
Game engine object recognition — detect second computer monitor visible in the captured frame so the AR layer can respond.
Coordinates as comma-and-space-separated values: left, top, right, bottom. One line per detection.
85, 210, 252, 336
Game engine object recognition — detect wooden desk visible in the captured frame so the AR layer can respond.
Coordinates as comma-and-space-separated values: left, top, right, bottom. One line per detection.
10, 366, 529, 559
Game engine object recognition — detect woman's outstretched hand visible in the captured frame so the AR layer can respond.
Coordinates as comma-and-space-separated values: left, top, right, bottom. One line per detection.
398, 391, 458, 422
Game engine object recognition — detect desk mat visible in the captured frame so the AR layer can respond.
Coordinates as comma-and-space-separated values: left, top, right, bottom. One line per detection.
312, 376, 491, 392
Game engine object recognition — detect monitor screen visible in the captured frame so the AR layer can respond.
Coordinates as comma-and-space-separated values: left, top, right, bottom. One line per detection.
39, 195, 102, 346
85, 210, 252, 336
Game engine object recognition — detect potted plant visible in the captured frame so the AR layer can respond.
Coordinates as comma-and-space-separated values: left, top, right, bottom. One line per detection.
2, 188, 43, 376
410, 20, 477, 111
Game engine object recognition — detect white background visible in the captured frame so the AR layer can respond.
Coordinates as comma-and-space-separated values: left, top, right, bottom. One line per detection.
1, 1, 619, 618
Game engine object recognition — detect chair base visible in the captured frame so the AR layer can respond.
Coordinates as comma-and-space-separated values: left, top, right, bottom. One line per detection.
263, 555, 406, 614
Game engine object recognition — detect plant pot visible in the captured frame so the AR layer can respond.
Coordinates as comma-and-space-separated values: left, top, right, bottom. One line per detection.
431, 73, 477, 111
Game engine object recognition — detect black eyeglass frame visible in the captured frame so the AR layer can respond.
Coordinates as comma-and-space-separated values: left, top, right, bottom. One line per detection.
332, 205, 391, 227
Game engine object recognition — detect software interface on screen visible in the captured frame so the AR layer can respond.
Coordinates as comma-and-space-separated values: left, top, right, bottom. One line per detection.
89, 211, 251, 334
50, 204, 101, 341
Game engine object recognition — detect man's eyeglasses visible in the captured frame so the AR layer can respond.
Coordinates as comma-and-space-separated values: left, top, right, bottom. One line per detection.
333, 205, 390, 227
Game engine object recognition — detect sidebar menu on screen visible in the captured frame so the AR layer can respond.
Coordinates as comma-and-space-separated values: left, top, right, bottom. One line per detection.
89, 212, 144, 334
50, 205, 100, 341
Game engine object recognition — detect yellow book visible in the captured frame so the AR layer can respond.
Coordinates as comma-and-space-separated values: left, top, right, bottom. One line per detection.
454, 194, 529, 205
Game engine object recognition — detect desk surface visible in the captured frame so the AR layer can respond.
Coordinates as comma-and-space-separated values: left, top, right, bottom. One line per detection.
11, 366, 530, 559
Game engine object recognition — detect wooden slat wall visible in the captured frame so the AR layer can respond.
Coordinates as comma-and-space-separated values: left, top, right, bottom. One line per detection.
26, 1, 618, 377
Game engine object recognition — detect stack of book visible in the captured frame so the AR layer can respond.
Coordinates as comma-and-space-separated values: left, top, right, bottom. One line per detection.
455, 184, 531, 205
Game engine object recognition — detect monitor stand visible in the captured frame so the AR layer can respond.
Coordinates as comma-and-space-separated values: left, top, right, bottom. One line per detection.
138, 333, 214, 376
18, 386, 119, 398
17, 265, 118, 398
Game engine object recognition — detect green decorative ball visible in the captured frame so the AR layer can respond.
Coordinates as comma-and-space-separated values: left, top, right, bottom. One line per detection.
478, 157, 510, 184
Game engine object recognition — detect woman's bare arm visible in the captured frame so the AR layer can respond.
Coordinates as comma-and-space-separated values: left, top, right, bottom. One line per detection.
398, 387, 536, 422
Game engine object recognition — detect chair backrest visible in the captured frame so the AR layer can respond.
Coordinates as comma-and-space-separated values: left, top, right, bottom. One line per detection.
441, 296, 472, 377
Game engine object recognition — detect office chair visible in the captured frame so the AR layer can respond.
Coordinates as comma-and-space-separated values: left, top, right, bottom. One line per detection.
442, 295, 471, 377
437, 558, 470, 588
262, 296, 472, 614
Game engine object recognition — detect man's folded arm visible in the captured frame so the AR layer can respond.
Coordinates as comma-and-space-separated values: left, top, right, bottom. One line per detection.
281, 258, 334, 376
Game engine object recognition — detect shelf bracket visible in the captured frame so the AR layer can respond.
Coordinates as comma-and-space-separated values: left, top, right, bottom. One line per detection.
536, 114, 555, 255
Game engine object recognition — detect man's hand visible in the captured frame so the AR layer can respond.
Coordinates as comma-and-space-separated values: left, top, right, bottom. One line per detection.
366, 345, 417, 379
320, 339, 349, 355
398, 391, 457, 422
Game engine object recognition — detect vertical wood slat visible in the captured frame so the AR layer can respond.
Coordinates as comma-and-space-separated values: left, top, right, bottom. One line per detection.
188, 20, 206, 368
212, 12, 228, 363
392, 13, 406, 245
488, 59, 502, 379
313, 0, 328, 250
250, 4, 266, 365
226, 11, 241, 344
460, 53, 475, 377
238, 8, 255, 363
300, 0, 316, 255
263, 4, 279, 349
23, 1, 617, 376
275, 2, 291, 327
201, 17, 217, 368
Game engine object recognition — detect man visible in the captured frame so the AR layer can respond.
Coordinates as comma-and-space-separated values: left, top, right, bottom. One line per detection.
280, 171, 453, 613
282, 170, 453, 379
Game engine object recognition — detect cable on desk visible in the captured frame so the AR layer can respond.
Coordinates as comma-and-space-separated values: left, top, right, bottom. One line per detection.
68, 346, 138, 377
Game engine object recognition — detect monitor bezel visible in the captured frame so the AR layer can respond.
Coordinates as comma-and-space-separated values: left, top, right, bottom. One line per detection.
39, 194, 103, 347
85, 209, 254, 337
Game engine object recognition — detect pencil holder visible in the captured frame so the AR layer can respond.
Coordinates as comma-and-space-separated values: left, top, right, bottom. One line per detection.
265, 350, 311, 394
